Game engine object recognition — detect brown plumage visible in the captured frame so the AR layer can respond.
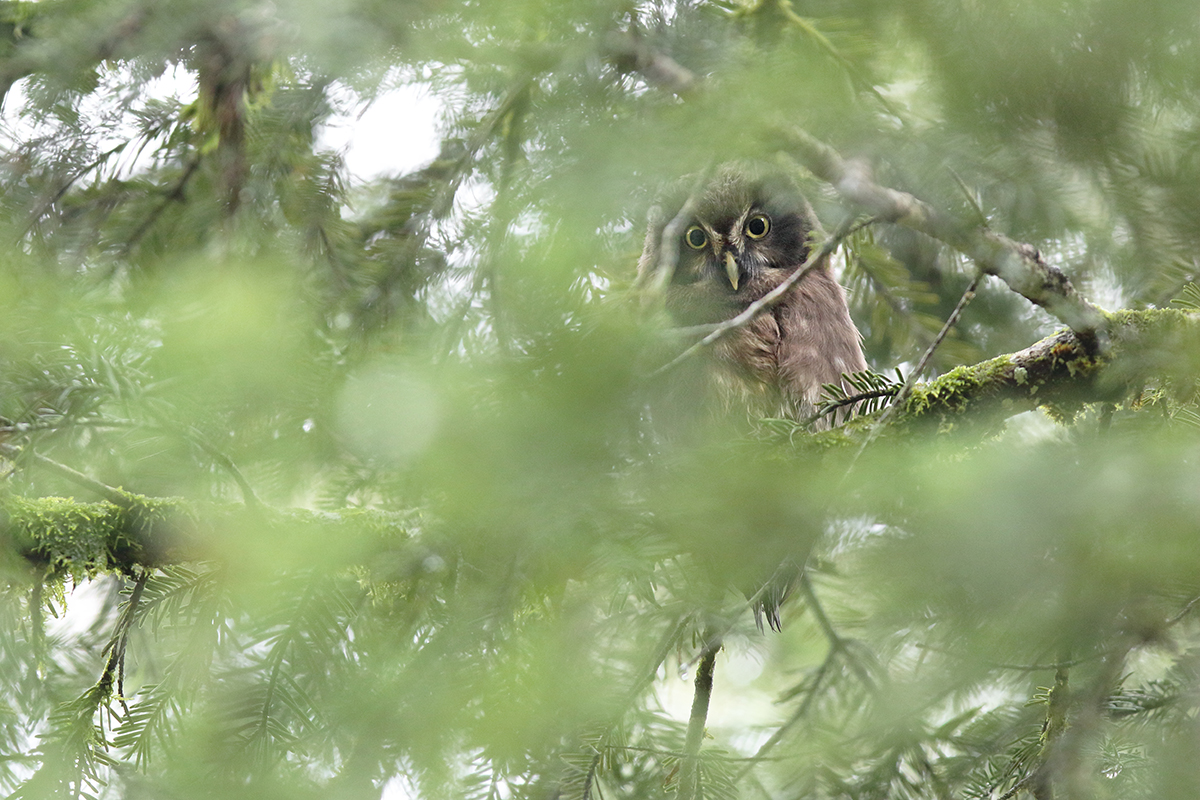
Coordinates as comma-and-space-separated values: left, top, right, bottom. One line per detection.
639, 168, 867, 425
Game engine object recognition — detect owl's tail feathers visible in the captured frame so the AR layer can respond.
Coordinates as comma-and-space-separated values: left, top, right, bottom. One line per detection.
750, 559, 802, 633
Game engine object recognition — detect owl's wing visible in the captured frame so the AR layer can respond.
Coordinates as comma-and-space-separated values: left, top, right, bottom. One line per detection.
775, 266, 868, 414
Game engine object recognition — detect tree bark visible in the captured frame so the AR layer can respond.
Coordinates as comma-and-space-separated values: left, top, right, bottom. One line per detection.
677, 632, 720, 800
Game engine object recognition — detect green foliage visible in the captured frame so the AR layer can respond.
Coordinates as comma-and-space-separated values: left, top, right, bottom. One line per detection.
813, 368, 904, 422
1, 1, 1200, 799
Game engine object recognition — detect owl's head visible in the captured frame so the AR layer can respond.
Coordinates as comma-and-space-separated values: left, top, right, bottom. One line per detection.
639, 168, 823, 324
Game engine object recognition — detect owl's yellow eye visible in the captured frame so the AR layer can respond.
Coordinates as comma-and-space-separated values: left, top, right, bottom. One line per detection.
745, 214, 770, 239
684, 226, 708, 250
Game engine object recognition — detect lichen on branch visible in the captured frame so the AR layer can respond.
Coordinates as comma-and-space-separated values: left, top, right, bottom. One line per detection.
809, 308, 1199, 443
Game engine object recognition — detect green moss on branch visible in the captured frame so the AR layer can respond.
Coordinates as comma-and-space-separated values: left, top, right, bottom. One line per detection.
889, 309, 1197, 430
1, 493, 417, 581
4, 494, 192, 579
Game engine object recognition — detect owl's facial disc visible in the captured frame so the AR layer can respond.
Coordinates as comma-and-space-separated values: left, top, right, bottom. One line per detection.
723, 251, 739, 291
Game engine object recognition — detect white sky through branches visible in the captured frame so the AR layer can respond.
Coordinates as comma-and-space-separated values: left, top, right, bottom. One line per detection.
318, 83, 442, 181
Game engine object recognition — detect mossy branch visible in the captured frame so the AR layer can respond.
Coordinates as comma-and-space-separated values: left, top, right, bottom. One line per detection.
805, 309, 1199, 446
1, 495, 413, 579
2, 312, 1194, 579
4, 495, 194, 579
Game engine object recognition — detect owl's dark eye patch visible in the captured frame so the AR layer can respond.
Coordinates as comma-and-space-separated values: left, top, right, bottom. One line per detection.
684, 226, 708, 250
745, 214, 770, 239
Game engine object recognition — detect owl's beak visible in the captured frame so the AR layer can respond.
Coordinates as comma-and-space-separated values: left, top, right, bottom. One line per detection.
723, 251, 740, 291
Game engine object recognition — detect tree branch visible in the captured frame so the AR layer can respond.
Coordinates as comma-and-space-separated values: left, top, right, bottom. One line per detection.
677, 630, 720, 800
840, 275, 980, 460
815, 308, 1200, 438
124, 156, 203, 253
2, 445, 132, 507
738, 575, 871, 780
605, 30, 698, 95
774, 127, 1110, 350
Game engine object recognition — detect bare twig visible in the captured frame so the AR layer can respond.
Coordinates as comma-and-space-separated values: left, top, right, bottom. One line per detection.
845, 273, 980, 471
1166, 595, 1200, 626
642, 166, 715, 300
1, 444, 131, 506
775, 127, 1109, 350
124, 155, 203, 253
605, 30, 698, 95
907, 275, 981, 388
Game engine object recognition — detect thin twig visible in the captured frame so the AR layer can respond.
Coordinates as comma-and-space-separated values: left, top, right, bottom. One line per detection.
627, 614, 689, 704
995, 773, 1036, 800
844, 273, 980, 473
30, 580, 45, 671
736, 640, 838, 780
798, 574, 843, 649
317, 225, 352, 291
185, 432, 263, 509
124, 155, 203, 253
906, 274, 981, 389
575, 612, 690, 798
912, 642, 1103, 672
9, 416, 264, 509
110, 569, 150, 715
611, 744, 764, 762
89, 569, 151, 720
736, 575, 869, 779
776, 126, 1108, 349
2, 444, 130, 506
644, 166, 714, 300
23, 140, 132, 239
774, 0, 902, 119
1166, 595, 1200, 626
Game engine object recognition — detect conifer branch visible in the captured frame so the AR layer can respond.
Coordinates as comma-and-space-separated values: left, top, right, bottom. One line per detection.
677, 630, 720, 800
795, 308, 1200, 440
606, 30, 698, 95
775, 127, 1110, 350
124, 156, 203, 252
843, 274, 981, 463
4, 445, 132, 507
100, 570, 150, 715
738, 575, 866, 780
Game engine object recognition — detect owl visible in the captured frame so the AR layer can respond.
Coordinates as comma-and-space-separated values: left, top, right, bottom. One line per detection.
638, 167, 867, 426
